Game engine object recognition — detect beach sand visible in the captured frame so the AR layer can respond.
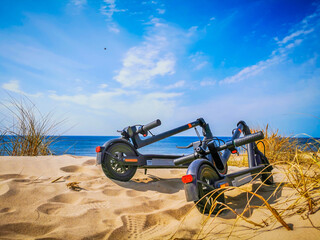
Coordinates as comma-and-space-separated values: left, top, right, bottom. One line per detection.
0, 155, 319, 239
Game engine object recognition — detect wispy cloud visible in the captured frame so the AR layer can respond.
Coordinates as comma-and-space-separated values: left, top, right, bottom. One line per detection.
157, 8, 165, 14
2, 80, 42, 97
100, 0, 126, 33
276, 29, 314, 45
220, 56, 283, 84
50, 89, 182, 122
220, 8, 320, 85
189, 52, 209, 71
165, 80, 185, 90
200, 78, 216, 87
100, 0, 126, 19
70, 0, 87, 7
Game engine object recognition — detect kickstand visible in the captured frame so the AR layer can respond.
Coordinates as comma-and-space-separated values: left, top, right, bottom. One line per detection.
144, 169, 147, 175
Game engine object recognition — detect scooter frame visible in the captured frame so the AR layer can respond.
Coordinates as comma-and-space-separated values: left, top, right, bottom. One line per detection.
96, 118, 273, 212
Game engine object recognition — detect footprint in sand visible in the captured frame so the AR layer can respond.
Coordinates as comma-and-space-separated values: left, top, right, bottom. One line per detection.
49, 193, 83, 204
109, 213, 169, 240
0, 207, 15, 213
60, 165, 82, 173
37, 200, 110, 217
102, 188, 122, 197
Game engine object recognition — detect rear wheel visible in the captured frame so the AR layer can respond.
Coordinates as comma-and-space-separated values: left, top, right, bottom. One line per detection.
195, 164, 225, 214
101, 143, 137, 182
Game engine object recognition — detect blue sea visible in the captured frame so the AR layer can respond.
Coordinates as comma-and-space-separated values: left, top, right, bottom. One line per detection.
49, 136, 319, 157
50, 136, 226, 156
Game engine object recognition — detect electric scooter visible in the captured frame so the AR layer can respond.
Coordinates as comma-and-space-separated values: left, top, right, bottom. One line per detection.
95, 118, 273, 213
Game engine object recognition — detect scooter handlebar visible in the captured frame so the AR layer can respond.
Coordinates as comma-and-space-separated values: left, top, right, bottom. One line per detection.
173, 131, 264, 166
216, 131, 264, 151
234, 131, 264, 147
137, 119, 161, 134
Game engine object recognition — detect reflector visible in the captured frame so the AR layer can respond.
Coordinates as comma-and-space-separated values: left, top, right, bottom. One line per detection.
181, 174, 193, 183
95, 146, 101, 153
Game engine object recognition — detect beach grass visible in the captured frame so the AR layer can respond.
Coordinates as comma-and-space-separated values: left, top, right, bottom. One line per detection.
0, 95, 62, 156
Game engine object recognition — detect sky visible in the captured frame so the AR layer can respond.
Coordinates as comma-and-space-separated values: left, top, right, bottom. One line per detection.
0, 0, 319, 137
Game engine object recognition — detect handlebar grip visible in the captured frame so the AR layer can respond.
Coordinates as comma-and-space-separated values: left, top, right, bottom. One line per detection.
142, 119, 161, 132
233, 131, 264, 147
173, 153, 196, 166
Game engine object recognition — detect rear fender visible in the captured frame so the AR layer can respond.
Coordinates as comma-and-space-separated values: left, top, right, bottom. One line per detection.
184, 159, 222, 202
96, 138, 139, 165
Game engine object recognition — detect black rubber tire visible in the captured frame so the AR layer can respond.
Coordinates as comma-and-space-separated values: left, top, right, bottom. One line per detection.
101, 143, 137, 182
195, 164, 225, 214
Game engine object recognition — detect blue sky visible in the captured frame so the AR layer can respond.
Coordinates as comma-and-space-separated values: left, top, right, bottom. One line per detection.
0, 0, 319, 137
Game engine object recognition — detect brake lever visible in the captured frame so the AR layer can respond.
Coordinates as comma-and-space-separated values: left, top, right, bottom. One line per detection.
176, 143, 193, 149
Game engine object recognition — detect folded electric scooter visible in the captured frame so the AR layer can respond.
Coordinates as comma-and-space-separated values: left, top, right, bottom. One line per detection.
96, 118, 273, 213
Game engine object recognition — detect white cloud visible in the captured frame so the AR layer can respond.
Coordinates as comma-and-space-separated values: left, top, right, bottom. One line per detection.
108, 23, 120, 33
50, 90, 182, 122
194, 61, 208, 70
100, 0, 126, 20
165, 80, 185, 90
100, 83, 108, 89
200, 78, 216, 87
187, 26, 198, 37
2, 80, 42, 97
157, 9, 165, 14
220, 9, 319, 85
71, 0, 87, 7
277, 29, 314, 45
114, 23, 177, 87
220, 56, 283, 84
189, 52, 209, 71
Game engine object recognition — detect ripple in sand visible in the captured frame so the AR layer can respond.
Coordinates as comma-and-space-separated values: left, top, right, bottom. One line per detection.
0, 183, 10, 196
0, 174, 23, 180
0, 222, 54, 237
82, 159, 96, 166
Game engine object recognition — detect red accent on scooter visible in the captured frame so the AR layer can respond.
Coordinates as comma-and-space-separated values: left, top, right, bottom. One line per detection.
188, 123, 192, 128
96, 146, 101, 153
181, 174, 193, 183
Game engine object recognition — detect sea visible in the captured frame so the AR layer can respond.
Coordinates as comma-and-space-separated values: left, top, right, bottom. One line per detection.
49, 136, 319, 157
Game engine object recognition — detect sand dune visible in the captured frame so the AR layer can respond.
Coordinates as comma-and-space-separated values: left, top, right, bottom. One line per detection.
0, 155, 319, 239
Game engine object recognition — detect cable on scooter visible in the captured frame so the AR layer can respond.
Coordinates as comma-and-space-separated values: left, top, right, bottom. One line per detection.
256, 141, 266, 156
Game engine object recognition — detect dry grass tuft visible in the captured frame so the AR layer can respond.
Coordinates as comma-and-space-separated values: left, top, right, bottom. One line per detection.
253, 124, 297, 163
0, 95, 63, 156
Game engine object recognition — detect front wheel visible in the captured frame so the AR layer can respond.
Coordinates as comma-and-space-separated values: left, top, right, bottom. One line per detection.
101, 143, 137, 182
195, 164, 225, 214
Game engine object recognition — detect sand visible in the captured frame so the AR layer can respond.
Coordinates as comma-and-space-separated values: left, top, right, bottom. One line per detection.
0, 155, 319, 240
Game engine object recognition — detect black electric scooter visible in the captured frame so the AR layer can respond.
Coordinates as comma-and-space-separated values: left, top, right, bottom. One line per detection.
96, 118, 273, 213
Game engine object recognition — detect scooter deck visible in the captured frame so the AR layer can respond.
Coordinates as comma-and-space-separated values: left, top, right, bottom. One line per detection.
215, 165, 266, 188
